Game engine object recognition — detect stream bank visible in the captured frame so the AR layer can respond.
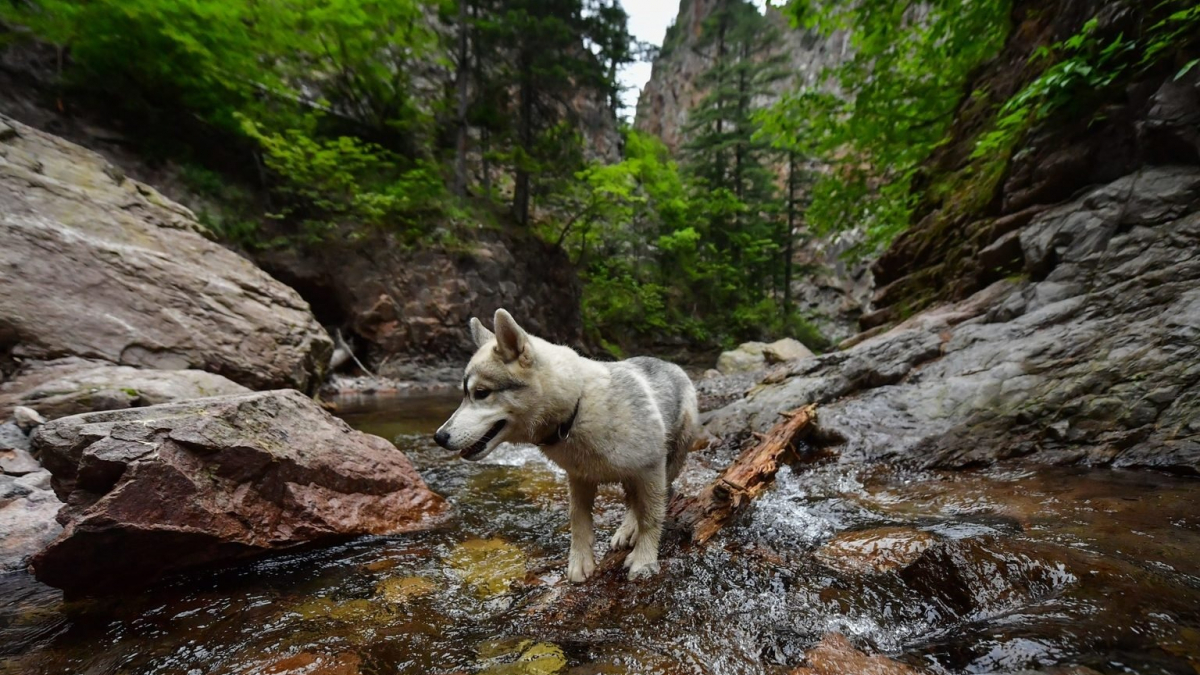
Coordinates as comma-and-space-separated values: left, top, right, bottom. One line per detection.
3, 392, 1198, 675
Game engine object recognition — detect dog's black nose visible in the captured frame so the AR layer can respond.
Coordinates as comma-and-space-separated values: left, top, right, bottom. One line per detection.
433, 430, 450, 449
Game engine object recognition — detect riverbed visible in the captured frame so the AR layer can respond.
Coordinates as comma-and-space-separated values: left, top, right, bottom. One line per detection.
2, 393, 1198, 674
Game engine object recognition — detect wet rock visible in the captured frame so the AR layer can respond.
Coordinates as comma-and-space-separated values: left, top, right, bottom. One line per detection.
763, 338, 815, 365
0, 357, 250, 420
29, 389, 446, 594
791, 633, 923, 675
476, 639, 566, 675
897, 538, 1072, 623
251, 651, 362, 675
814, 527, 938, 575
0, 470, 62, 571
375, 576, 437, 604
705, 167, 1200, 472
0, 114, 332, 390
717, 341, 768, 375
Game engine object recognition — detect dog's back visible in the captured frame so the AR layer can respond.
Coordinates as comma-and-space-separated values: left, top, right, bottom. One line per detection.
612, 356, 699, 483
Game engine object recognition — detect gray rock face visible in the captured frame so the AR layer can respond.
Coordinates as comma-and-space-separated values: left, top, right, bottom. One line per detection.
707, 167, 1200, 474
0, 114, 332, 391
0, 357, 250, 420
30, 389, 446, 594
0, 470, 62, 572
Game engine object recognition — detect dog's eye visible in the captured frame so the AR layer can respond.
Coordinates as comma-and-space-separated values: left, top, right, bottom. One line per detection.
474, 388, 492, 400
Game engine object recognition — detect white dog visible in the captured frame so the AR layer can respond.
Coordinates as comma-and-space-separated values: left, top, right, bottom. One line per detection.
435, 309, 699, 581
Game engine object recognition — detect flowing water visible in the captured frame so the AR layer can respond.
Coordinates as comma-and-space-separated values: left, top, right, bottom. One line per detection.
2, 392, 1199, 674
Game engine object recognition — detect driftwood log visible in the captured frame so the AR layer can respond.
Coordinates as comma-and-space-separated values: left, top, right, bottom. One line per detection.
587, 404, 818, 577
669, 404, 817, 544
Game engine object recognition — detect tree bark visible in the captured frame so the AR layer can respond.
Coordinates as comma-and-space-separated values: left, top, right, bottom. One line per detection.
784, 150, 797, 316
513, 55, 534, 226
452, 0, 470, 199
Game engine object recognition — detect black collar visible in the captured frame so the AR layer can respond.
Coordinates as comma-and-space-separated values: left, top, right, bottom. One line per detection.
537, 396, 581, 446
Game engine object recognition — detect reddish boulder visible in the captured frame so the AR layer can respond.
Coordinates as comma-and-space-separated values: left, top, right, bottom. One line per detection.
30, 389, 445, 594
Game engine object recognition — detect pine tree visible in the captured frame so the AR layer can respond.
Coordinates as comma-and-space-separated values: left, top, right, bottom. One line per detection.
682, 0, 790, 320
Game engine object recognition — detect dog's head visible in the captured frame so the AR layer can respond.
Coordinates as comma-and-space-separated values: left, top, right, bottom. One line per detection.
434, 309, 540, 461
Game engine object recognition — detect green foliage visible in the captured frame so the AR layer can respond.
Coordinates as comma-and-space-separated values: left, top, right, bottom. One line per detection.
973, 3, 1200, 160
763, 0, 1013, 255
239, 116, 445, 244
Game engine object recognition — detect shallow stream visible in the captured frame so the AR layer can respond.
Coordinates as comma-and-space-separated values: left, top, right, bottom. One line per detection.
2, 392, 1198, 674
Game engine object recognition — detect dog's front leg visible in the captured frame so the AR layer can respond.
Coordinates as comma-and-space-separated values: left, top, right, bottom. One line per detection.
566, 476, 597, 582
623, 464, 666, 580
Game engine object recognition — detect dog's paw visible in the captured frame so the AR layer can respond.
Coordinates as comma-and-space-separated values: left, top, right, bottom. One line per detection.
626, 558, 660, 580
609, 520, 639, 550
567, 552, 596, 583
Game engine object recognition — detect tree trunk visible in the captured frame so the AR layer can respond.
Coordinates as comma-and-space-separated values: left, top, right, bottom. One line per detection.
452, 0, 470, 199
513, 55, 534, 226
784, 150, 796, 316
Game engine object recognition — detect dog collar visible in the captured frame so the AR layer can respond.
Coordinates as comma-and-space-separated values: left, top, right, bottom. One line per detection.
538, 396, 581, 446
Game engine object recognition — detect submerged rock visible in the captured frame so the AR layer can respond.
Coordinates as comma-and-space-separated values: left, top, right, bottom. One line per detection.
29, 389, 445, 594
0, 114, 331, 390
814, 527, 937, 575
791, 633, 923, 675
0, 357, 250, 420
447, 537, 527, 598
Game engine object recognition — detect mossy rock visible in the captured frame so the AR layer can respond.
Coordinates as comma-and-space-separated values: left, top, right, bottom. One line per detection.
375, 576, 437, 604
446, 538, 526, 598
477, 639, 566, 675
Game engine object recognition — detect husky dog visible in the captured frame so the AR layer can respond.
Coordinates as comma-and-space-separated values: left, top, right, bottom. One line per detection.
434, 309, 699, 581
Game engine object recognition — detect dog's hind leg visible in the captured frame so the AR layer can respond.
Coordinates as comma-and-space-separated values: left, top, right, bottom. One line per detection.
609, 479, 641, 550
567, 476, 597, 583
623, 464, 667, 580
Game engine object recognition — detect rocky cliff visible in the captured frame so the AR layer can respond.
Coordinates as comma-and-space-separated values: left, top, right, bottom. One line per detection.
254, 228, 582, 370
868, 0, 1200, 327
634, 0, 866, 342
704, 0, 1200, 474
634, 0, 849, 156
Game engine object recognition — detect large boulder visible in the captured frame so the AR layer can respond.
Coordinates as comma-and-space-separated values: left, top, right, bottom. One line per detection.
0, 357, 250, 420
0, 114, 332, 390
30, 389, 445, 594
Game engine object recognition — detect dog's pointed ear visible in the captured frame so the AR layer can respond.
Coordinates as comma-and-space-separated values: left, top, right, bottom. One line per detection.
469, 317, 494, 348
493, 308, 527, 363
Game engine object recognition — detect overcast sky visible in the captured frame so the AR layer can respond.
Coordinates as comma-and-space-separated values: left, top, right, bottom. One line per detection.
616, 1, 681, 120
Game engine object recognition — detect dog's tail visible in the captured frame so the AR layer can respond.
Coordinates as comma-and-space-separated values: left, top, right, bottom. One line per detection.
667, 384, 700, 485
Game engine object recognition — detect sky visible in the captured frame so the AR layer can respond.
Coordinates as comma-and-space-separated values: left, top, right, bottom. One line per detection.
616, 0, 682, 120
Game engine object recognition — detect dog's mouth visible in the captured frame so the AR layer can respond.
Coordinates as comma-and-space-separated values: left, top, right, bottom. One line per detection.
461, 419, 507, 459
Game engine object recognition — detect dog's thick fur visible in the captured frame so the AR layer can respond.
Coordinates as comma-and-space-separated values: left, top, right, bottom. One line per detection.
435, 309, 699, 581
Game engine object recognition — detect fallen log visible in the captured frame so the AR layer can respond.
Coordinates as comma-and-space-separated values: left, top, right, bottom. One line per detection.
668, 404, 817, 545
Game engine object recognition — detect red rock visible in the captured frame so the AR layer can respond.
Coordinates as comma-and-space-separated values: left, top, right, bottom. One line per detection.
30, 389, 445, 594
